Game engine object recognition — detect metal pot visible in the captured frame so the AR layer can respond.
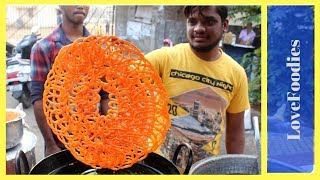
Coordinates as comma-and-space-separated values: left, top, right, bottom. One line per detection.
6, 130, 37, 174
16, 143, 193, 175
189, 154, 259, 175
6, 108, 26, 149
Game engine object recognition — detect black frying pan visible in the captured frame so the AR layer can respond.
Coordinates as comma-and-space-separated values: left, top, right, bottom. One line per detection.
16, 143, 193, 175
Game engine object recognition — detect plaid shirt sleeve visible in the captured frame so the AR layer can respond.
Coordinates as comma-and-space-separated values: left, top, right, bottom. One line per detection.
30, 40, 51, 103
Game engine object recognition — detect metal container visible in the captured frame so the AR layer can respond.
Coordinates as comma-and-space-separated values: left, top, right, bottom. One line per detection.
189, 154, 259, 174
6, 108, 26, 149
6, 130, 37, 174
189, 116, 261, 175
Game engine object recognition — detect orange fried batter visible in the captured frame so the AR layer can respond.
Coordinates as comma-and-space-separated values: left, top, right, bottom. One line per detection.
43, 35, 170, 170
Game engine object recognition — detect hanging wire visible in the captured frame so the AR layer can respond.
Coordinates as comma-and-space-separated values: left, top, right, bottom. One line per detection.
8, 6, 46, 39
90, 6, 112, 35
83, 6, 98, 27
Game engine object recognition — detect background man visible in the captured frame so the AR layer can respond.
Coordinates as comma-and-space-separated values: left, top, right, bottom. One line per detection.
30, 5, 108, 157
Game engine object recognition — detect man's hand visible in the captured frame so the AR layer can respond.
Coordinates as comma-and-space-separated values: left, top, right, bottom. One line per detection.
100, 98, 110, 115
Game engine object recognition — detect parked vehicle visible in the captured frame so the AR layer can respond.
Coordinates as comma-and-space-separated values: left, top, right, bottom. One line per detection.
6, 27, 41, 108
6, 42, 15, 60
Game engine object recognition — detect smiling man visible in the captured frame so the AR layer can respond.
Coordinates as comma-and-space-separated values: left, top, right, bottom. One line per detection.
30, 5, 109, 157
145, 6, 250, 166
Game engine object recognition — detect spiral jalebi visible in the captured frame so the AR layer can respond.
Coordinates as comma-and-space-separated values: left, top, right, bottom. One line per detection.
43, 35, 170, 170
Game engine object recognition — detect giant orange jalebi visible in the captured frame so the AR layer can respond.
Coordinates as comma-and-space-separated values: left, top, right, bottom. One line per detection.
43, 35, 170, 170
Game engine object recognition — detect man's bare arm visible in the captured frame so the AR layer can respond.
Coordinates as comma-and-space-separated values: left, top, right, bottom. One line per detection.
225, 111, 245, 154
33, 99, 61, 156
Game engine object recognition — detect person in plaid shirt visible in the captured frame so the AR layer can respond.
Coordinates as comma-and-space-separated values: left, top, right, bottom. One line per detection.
31, 5, 109, 157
